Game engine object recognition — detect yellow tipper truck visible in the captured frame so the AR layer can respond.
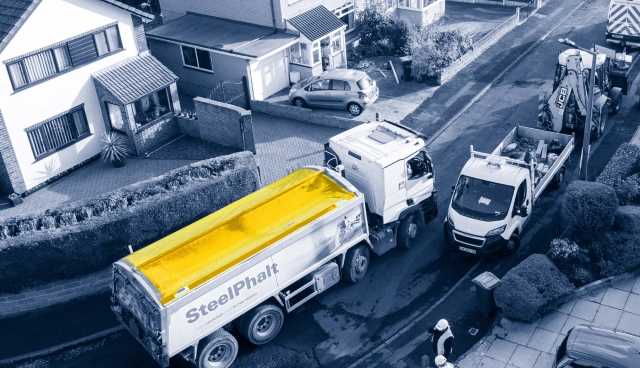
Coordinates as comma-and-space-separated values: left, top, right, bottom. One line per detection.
112, 121, 437, 368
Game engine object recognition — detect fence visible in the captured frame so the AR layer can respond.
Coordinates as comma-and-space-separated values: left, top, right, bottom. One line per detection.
447, 0, 543, 9
439, 7, 521, 84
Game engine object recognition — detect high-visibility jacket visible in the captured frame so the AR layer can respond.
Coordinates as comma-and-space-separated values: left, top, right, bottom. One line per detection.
432, 327, 454, 358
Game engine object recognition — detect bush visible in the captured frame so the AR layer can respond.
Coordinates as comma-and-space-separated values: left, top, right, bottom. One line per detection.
615, 174, 640, 205
494, 254, 575, 322
561, 181, 618, 238
409, 27, 473, 82
356, 7, 410, 57
593, 228, 640, 274
547, 238, 594, 286
596, 143, 640, 187
614, 205, 640, 233
0, 152, 259, 293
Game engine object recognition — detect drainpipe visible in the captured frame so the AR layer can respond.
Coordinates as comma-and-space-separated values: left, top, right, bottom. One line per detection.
270, 0, 278, 30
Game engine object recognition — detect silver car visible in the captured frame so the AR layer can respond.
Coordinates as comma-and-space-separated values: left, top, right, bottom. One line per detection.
554, 325, 640, 368
288, 69, 379, 116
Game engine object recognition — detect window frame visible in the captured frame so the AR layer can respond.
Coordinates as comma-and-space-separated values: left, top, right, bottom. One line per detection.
4, 24, 123, 92
25, 105, 92, 161
180, 45, 214, 73
129, 86, 175, 129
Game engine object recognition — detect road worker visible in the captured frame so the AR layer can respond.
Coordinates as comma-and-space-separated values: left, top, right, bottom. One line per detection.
434, 355, 455, 368
431, 318, 454, 359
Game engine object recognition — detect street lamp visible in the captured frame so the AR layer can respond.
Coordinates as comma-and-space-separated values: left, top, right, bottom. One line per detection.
558, 38, 596, 180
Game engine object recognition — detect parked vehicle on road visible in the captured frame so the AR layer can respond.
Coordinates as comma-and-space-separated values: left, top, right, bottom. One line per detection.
607, 0, 640, 48
538, 48, 627, 141
554, 325, 640, 368
288, 69, 379, 116
444, 126, 574, 255
112, 121, 436, 368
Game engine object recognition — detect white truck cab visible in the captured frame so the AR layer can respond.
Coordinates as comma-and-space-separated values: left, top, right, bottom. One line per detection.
445, 126, 574, 256
325, 120, 437, 254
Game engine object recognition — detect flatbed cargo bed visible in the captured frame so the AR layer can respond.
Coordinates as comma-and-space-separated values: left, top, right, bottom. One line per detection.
125, 168, 357, 305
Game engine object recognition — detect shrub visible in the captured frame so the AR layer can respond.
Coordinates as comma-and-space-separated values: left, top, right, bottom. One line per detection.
494, 254, 575, 322
615, 174, 640, 205
357, 7, 410, 57
596, 143, 640, 187
547, 238, 594, 286
0, 152, 259, 293
614, 205, 640, 233
409, 27, 473, 82
561, 181, 618, 238
593, 229, 640, 274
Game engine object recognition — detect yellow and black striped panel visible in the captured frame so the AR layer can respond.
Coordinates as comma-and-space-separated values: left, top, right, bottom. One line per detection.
608, 2, 640, 36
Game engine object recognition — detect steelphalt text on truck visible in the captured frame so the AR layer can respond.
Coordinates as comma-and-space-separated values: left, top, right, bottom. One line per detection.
111, 120, 437, 368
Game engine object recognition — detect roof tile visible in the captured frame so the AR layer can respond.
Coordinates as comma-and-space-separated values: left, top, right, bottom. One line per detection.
288, 5, 345, 42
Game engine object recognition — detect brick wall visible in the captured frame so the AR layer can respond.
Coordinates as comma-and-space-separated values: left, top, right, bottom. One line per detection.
0, 110, 26, 194
132, 116, 180, 155
132, 15, 149, 53
181, 97, 256, 153
251, 100, 361, 130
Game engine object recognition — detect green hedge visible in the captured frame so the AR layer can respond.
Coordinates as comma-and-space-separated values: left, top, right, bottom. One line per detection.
561, 181, 618, 238
0, 152, 259, 293
596, 143, 640, 205
494, 254, 575, 322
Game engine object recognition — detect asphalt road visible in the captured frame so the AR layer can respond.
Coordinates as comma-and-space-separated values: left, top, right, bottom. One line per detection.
3, 0, 639, 367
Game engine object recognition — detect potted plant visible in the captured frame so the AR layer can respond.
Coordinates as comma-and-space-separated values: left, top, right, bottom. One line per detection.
101, 131, 130, 168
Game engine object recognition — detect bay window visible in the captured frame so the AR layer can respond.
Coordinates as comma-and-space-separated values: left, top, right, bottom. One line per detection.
399, 0, 428, 8
130, 87, 173, 127
288, 42, 310, 65
331, 31, 343, 54
312, 42, 321, 64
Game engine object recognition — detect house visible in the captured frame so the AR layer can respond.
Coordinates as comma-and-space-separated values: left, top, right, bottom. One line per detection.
147, 0, 357, 101
0, 0, 182, 197
369, 0, 445, 27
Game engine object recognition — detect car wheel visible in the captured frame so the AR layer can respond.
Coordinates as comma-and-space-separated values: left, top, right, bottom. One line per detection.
235, 304, 285, 346
343, 245, 370, 284
197, 330, 239, 368
292, 97, 306, 108
347, 103, 363, 116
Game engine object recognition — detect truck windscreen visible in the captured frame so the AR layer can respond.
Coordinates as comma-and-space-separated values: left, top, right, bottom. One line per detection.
452, 176, 514, 221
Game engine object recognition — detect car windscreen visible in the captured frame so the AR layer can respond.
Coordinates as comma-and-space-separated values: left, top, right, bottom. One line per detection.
294, 76, 314, 89
452, 175, 514, 221
357, 77, 373, 90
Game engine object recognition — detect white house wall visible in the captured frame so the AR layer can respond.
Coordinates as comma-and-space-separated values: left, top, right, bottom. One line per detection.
0, 0, 141, 191
158, 0, 285, 28
283, 0, 350, 18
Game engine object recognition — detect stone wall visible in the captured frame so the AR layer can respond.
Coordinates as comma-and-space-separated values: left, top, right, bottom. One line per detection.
0, 109, 26, 194
178, 97, 256, 153
251, 100, 361, 130
132, 115, 181, 155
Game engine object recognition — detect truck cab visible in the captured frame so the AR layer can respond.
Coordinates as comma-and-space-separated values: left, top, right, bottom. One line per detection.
445, 154, 532, 255
324, 120, 437, 254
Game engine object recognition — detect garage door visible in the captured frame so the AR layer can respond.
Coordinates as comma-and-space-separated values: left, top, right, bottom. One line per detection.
259, 52, 289, 99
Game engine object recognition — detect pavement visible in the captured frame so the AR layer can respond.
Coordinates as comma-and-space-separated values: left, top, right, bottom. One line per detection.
1, 0, 639, 366
457, 274, 640, 368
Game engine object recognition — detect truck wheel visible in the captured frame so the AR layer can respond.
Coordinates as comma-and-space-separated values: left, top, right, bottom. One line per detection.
235, 304, 284, 346
550, 167, 565, 190
197, 330, 239, 368
610, 93, 622, 115
398, 215, 419, 249
591, 107, 608, 141
504, 234, 520, 255
343, 244, 370, 283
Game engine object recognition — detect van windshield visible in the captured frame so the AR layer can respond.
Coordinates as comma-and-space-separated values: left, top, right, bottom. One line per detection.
452, 176, 514, 221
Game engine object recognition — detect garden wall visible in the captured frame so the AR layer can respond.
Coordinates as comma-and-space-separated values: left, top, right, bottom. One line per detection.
0, 152, 260, 293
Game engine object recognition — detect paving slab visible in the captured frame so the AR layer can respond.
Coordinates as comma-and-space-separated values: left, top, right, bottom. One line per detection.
533, 352, 555, 368
527, 328, 558, 353
602, 288, 631, 310
613, 278, 636, 292
624, 292, 640, 315
586, 288, 606, 303
485, 338, 517, 363
538, 311, 568, 333
570, 300, 599, 322
618, 312, 640, 336
480, 356, 507, 368
593, 305, 624, 330
556, 300, 576, 314
561, 316, 588, 335
633, 278, 640, 295
508, 345, 540, 368
503, 321, 538, 345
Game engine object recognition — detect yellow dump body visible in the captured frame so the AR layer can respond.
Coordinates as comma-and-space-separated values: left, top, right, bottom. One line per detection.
125, 168, 356, 305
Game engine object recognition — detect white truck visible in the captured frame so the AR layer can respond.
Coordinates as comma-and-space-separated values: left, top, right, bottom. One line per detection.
607, 0, 640, 48
111, 121, 437, 368
444, 126, 574, 256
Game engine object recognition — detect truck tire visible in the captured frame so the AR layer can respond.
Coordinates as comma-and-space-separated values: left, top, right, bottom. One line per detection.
197, 329, 239, 368
343, 244, 370, 283
610, 92, 622, 115
235, 304, 285, 346
504, 234, 520, 255
398, 215, 419, 250
550, 167, 566, 190
591, 107, 608, 141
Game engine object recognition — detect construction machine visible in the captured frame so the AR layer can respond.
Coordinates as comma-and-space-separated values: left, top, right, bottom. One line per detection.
538, 48, 627, 141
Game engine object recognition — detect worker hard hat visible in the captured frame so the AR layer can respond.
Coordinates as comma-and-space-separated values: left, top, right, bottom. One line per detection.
435, 319, 449, 331
434, 355, 447, 367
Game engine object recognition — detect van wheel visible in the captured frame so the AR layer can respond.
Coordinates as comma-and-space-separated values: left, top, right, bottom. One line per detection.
550, 167, 565, 190
504, 234, 520, 255
398, 215, 419, 250
292, 97, 306, 107
343, 245, 370, 283
235, 304, 284, 346
197, 330, 239, 368
347, 103, 363, 116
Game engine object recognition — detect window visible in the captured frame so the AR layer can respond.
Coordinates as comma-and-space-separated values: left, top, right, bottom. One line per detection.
309, 79, 330, 91
130, 87, 173, 127
331, 80, 350, 91
399, 0, 424, 8
181, 45, 213, 72
331, 31, 343, 54
288, 42, 310, 65
513, 182, 527, 213
26, 106, 90, 160
312, 42, 321, 64
106, 103, 125, 131
6, 25, 122, 91
407, 151, 432, 180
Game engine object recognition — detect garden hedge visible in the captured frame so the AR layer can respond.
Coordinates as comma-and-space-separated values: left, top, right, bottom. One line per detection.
596, 143, 640, 187
494, 254, 575, 322
561, 180, 618, 238
0, 152, 259, 293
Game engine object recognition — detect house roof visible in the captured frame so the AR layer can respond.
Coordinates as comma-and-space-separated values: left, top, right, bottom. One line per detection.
288, 5, 345, 42
93, 53, 177, 104
146, 13, 299, 59
0, 0, 153, 55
